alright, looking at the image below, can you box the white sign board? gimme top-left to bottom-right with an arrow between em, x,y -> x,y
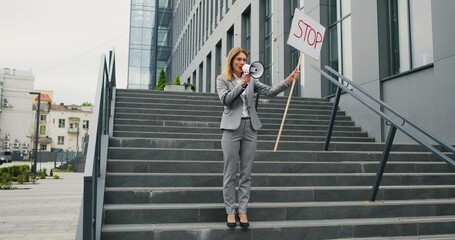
287,8 -> 326,60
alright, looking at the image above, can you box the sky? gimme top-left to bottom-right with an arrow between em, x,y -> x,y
0,0 -> 130,105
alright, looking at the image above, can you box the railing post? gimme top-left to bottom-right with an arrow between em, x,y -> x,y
370,125 -> 397,201
82,176 -> 93,239
324,86 -> 342,150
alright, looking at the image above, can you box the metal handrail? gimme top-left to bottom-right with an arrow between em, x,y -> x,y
312,65 -> 455,201
325,66 -> 455,156
79,50 -> 116,240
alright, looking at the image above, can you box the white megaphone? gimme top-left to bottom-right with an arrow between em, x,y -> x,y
241,61 -> 264,78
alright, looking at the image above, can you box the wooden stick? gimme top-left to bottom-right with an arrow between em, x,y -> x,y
274,53 -> 303,152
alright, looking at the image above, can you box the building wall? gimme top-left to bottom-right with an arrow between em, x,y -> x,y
322,0 -> 455,144
165,0 -> 455,145
338,0 -> 383,142
303,0 -> 325,98
171,0 -> 306,95
0,68 -> 35,156
380,0 -> 455,144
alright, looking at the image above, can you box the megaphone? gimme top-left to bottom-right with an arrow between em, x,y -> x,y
241,61 -> 264,78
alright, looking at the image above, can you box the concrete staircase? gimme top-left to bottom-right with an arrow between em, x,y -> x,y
72,155 -> 86,173
101,89 -> 455,240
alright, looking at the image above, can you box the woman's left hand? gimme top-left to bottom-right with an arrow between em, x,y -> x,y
285,67 -> 300,85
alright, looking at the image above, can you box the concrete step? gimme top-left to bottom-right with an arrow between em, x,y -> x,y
105,172 -> 455,188
102,199 -> 455,224
333,233 -> 455,240
107,148 -> 451,162
101,215 -> 455,240
104,185 -> 455,204
115,89 -> 330,104
114,107 -> 352,120
112,125 -> 368,137
113,113 -> 357,126
108,138 -> 442,152
113,118 -> 358,131
112,131 -> 375,142
115,101 -> 339,112
106,160 -> 454,174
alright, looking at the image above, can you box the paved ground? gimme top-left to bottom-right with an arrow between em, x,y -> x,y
0,162 -> 82,240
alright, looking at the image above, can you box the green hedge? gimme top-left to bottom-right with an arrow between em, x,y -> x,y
0,165 -> 30,183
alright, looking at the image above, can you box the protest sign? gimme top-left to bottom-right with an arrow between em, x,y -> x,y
287,8 -> 326,60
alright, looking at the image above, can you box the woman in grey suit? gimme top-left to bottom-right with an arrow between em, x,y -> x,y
216,47 -> 299,228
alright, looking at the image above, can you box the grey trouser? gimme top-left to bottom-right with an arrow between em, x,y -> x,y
221,118 -> 257,215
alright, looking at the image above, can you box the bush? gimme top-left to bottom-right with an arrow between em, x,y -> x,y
29,173 -> 37,184
0,165 -> 30,180
0,179 -> 12,190
184,83 -> 196,91
0,165 -> 31,183
155,69 -> 168,91
174,75 -> 181,85
17,174 -> 28,184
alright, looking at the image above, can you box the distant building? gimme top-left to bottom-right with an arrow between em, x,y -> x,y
32,93 -> 92,153
46,103 -> 92,154
0,67 -> 35,159
127,0 -> 173,89
0,67 -> 94,161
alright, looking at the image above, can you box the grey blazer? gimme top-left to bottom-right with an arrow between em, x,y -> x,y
216,74 -> 289,131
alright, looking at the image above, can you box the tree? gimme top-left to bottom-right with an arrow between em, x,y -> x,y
81,102 -> 93,107
173,75 -> 181,85
155,69 -> 167,91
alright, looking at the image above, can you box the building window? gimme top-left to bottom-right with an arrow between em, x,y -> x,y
40,115 -> 46,121
386,0 -> 433,76
225,0 -> 229,14
210,0 -> 214,33
196,8 -> 200,50
328,0 -> 352,95
83,120 -> 89,129
206,53 -> 212,92
39,126 -> 46,135
227,26 -> 234,55
214,0 -> 218,27
69,123 -> 79,131
289,0 -> 302,96
58,119 -> 65,128
220,0 -> 224,20
205,0 -> 209,40
198,63 -> 203,92
40,144 -> 47,151
216,41 -> 222,78
58,136 -> 64,145
264,0 -> 273,85
242,7 -> 251,56
157,27 -> 170,47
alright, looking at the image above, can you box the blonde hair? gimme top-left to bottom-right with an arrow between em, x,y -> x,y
221,47 -> 248,81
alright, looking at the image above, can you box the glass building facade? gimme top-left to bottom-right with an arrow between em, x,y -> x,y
128,0 -> 172,90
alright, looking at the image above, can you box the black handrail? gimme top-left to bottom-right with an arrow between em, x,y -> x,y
312,65 -> 455,201
325,66 -> 455,156
80,50 -> 116,240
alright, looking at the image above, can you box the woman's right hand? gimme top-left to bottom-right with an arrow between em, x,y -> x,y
241,73 -> 251,87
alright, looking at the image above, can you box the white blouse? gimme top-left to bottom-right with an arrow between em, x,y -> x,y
233,73 -> 249,118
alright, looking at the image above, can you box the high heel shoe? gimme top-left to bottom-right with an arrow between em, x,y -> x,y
227,214 -> 237,228
238,213 -> 249,228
